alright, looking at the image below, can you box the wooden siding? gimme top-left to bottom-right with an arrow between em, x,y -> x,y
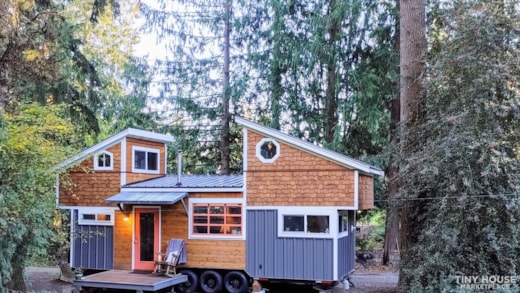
246,130 -> 356,207
59,143 -> 122,207
113,212 -> 134,270
358,175 -> 374,210
59,139 -> 167,207
112,192 -> 245,270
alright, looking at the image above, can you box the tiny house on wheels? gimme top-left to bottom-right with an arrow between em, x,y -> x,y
55,116 -> 383,293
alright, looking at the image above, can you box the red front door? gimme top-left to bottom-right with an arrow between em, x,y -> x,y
134,207 -> 160,271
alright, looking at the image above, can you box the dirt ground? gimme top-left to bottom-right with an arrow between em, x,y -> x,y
25,264 -> 397,293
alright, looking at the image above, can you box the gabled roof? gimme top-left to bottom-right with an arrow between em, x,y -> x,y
234,116 -> 384,177
55,128 -> 173,170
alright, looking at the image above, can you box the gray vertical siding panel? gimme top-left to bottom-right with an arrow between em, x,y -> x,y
348,210 -> 356,273
72,209 -> 114,270
337,210 -> 356,278
247,210 -> 334,281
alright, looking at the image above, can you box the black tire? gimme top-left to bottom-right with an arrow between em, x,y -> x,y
176,270 -> 199,293
223,271 -> 249,293
199,270 -> 223,293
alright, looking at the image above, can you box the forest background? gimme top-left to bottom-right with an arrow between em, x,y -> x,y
0,0 -> 519,292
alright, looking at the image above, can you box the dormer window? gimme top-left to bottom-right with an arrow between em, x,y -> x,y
132,146 -> 160,174
256,138 -> 280,163
94,151 -> 113,170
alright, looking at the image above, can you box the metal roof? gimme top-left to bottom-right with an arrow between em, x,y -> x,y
105,192 -> 188,204
123,174 -> 243,189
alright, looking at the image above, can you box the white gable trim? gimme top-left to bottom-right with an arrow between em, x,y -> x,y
54,128 -> 173,170
234,116 -> 384,177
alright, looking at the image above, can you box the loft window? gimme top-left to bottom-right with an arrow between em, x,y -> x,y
191,203 -> 243,238
94,151 -> 113,170
133,146 -> 160,174
256,138 -> 280,163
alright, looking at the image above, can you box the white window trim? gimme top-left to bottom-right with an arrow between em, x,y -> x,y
255,138 -> 280,163
132,146 -> 160,174
93,150 -> 114,171
188,198 -> 246,240
338,211 -> 349,237
278,207 -> 337,239
77,207 -> 115,226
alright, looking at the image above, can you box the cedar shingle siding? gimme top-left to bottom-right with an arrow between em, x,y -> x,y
246,130 -> 360,207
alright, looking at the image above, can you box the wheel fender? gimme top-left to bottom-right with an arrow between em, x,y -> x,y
199,270 -> 223,293
177,270 -> 199,293
223,271 -> 249,293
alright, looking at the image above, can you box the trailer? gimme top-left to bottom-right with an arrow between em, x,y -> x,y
55,116 -> 383,293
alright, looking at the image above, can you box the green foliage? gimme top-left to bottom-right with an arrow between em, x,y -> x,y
398,1 -> 520,291
0,104 -> 79,288
142,0 -> 396,175
1,0 -> 153,136
357,209 -> 386,252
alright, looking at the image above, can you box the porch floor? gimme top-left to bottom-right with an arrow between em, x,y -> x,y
74,270 -> 187,292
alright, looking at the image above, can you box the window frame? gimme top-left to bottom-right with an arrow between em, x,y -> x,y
94,150 -> 113,171
77,207 -> 115,226
132,146 -> 160,174
338,211 -> 349,237
255,138 -> 280,163
278,207 -> 337,239
189,198 -> 245,240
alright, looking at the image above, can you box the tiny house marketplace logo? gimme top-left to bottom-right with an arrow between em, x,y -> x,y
455,275 -> 518,291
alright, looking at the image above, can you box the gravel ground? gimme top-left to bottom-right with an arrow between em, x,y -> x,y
26,266 -> 75,293
25,266 -> 397,293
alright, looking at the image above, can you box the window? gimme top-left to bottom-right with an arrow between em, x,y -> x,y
339,214 -> 348,233
133,146 -> 160,173
78,208 -> 115,226
278,208 -> 336,238
94,151 -> 113,170
192,203 -> 243,237
256,138 -> 280,163
282,214 -> 329,234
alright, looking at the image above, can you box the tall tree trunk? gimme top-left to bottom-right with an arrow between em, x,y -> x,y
398,0 -> 426,288
220,0 -> 231,174
324,0 -> 340,144
6,246 -> 27,291
269,0 -> 284,130
383,2 -> 401,265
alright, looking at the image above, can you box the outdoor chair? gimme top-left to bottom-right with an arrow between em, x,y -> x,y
153,238 -> 186,277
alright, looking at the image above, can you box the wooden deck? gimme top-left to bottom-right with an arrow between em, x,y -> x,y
74,270 -> 188,292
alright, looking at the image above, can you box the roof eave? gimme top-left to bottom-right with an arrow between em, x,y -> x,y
234,116 -> 384,177
53,128 -> 173,171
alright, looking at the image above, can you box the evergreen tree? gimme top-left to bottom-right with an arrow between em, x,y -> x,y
398,1 -> 520,291
140,0 -> 245,174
